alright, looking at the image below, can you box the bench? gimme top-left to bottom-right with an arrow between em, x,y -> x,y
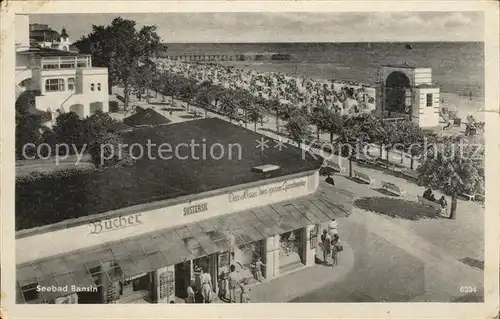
475,193 -> 485,203
353,170 -> 374,185
460,193 -> 475,201
381,181 -> 406,197
400,168 -> 419,182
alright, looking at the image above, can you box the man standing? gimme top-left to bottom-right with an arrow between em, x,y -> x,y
320,229 -> 332,265
228,265 -> 240,303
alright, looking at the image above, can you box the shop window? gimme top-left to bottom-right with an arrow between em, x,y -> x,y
45,78 -> 65,92
97,83 -> 101,91
21,282 -> 39,302
78,261 -> 122,304
67,78 -> 75,91
426,93 -> 433,107
90,83 -> 95,91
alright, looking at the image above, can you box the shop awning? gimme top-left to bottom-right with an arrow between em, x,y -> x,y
16,188 -> 352,302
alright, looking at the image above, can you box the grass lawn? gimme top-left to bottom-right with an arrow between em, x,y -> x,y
354,197 -> 439,221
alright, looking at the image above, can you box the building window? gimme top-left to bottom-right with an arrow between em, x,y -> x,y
42,62 -> 59,69
45,78 -> 65,92
90,83 -> 95,91
426,93 -> 433,107
97,83 -> 101,91
67,78 -> 75,91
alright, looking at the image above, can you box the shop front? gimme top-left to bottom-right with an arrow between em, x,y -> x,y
16,174 -> 354,304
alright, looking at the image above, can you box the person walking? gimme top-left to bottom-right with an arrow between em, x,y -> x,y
228,264 -> 240,303
200,267 -> 213,303
320,229 -> 332,265
239,281 -> 251,303
328,218 -> 338,231
252,256 -> 266,282
331,234 -> 340,267
218,273 -> 228,301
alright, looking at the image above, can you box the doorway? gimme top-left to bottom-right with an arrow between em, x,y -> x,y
174,262 -> 191,299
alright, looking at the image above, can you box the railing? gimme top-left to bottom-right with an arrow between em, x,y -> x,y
40,55 -> 92,70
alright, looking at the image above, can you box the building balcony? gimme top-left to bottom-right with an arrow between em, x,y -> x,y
40,55 -> 92,70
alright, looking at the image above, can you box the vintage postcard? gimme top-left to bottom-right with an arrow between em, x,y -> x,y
1,1 -> 499,318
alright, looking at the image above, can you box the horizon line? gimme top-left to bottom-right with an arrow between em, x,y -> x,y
160,40 -> 484,44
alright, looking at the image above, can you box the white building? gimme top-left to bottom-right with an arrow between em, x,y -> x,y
15,14 -> 109,122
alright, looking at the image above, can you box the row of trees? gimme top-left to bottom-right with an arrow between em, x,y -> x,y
284,108 -> 484,219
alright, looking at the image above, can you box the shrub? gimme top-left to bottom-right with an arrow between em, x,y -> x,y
354,197 -> 438,221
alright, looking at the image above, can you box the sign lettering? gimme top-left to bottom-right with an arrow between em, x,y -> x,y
183,203 -> 208,216
228,179 -> 307,203
89,213 -> 142,235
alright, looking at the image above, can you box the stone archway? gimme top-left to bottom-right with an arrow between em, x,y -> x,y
384,71 -> 412,117
69,104 -> 84,118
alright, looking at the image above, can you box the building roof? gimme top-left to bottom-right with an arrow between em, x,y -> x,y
15,118 -> 323,230
106,121 -> 133,133
123,108 -> 172,127
17,47 -> 79,57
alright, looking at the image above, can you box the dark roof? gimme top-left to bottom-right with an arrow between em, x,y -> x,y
123,108 -> 172,127
18,47 -> 79,57
15,118 -> 323,230
107,121 -> 133,133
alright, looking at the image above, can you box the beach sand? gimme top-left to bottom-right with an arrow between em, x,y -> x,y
440,92 -> 485,123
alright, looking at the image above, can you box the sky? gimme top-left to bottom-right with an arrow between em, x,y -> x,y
30,12 -> 484,43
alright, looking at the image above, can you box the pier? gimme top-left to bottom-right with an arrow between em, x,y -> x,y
161,53 -> 292,62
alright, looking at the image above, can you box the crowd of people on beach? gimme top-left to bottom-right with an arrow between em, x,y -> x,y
157,59 -> 377,116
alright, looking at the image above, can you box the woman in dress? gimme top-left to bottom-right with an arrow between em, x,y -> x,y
200,267 -> 213,303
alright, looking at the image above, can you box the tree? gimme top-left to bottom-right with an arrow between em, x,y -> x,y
246,99 -> 265,131
417,137 -> 484,219
336,114 -> 374,177
84,110 -> 117,144
74,18 -> 162,112
285,111 -> 311,146
88,131 -> 134,168
195,81 -> 215,118
269,98 -> 282,132
16,90 -> 41,116
15,115 -> 42,159
52,111 -> 86,154
220,90 -> 239,123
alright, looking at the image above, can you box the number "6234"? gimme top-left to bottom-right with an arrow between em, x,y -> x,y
460,286 -> 477,293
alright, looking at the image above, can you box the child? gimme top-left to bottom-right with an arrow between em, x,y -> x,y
186,280 -> 195,303
252,256 -> 266,282
240,281 -> 251,303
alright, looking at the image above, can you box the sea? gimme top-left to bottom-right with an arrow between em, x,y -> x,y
165,42 -> 484,99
